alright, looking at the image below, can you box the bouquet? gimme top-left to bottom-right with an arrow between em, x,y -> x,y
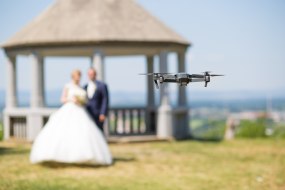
74,89 -> 87,105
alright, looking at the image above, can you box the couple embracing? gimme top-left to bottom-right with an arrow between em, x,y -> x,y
30,68 -> 112,165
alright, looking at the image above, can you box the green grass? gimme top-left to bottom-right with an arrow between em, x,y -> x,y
273,125 -> 285,139
190,119 -> 226,140
236,119 -> 267,138
0,139 -> 285,190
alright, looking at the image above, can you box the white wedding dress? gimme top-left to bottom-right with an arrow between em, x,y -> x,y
30,82 -> 112,165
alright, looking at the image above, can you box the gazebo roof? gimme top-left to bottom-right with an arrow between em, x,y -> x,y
2,0 -> 190,49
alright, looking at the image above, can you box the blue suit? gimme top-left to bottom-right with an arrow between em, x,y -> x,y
84,81 -> 109,132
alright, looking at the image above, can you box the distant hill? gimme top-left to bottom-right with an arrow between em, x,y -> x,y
187,88 -> 285,101
0,88 -> 285,113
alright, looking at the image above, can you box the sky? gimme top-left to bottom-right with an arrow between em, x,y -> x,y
0,0 -> 285,96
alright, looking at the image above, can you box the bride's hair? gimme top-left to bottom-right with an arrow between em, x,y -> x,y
71,69 -> 81,79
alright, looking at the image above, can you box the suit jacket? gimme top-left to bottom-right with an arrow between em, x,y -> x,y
84,80 -> 109,119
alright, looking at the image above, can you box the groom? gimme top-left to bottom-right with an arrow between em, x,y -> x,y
84,68 -> 109,133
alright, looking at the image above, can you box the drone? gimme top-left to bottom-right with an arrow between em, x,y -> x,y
140,71 -> 224,89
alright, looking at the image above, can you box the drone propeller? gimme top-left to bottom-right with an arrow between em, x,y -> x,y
209,74 -> 224,77
139,73 -> 161,89
202,71 -> 224,87
139,73 -> 174,75
202,71 -> 224,77
139,73 -> 155,76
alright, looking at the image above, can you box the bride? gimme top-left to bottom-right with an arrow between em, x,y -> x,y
30,69 -> 112,165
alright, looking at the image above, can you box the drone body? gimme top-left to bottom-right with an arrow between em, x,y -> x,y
141,72 -> 224,89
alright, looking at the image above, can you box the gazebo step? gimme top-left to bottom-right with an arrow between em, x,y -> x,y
107,135 -> 167,143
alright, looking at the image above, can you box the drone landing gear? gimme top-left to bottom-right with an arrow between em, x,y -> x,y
204,73 -> 211,87
204,81 -> 209,87
179,82 -> 188,87
154,80 -> 159,89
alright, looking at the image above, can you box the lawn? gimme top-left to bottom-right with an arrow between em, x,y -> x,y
0,139 -> 285,190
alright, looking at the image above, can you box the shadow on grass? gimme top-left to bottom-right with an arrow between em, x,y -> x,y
41,161 -> 109,169
113,157 -> 136,164
0,147 -> 30,156
184,135 -> 224,143
40,157 -> 136,169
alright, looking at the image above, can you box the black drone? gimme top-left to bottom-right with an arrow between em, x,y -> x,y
140,71 -> 224,89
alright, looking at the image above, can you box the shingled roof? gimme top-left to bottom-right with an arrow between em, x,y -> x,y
3,0 -> 189,49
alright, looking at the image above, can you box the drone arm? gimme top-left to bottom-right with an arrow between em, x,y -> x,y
190,78 -> 205,82
163,79 -> 177,83
163,75 -> 176,83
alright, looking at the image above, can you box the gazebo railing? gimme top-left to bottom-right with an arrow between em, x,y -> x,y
5,107 -> 157,140
107,107 -> 156,136
10,117 -> 27,139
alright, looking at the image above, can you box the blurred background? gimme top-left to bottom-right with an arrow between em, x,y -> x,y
1,1 -> 285,190
1,0 -> 285,140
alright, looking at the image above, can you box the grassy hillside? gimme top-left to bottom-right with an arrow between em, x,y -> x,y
0,139 -> 284,190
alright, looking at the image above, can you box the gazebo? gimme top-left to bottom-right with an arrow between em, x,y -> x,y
2,0 -> 191,142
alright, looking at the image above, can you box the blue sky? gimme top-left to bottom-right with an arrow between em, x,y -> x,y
0,0 -> 285,95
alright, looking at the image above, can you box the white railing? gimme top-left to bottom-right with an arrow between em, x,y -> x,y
5,107 -> 157,140
107,107 -> 156,136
